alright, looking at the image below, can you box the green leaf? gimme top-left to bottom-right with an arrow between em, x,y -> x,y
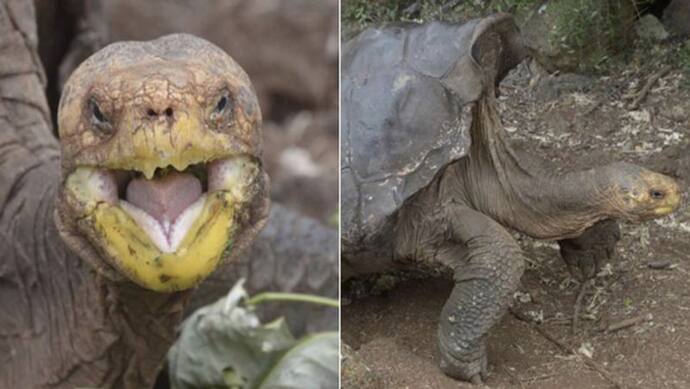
257,332 -> 339,389
168,281 -> 296,389
167,280 -> 339,389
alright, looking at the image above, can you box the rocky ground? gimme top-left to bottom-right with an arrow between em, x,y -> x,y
342,4 -> 690,388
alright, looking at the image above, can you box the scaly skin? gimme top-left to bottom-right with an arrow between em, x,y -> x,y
392,92 -> 681,384
54,33 -> 270,291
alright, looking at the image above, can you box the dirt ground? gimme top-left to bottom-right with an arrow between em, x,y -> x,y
342,43 -> 690,388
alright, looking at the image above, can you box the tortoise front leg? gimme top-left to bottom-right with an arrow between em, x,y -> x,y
438,205 -> 525,383
558,219 -> 620,280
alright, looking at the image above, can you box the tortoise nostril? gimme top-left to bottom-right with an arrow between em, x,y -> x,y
145,108 -> 173,117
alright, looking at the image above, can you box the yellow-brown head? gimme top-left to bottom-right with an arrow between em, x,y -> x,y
603,162 -> 681,222
55,34 -> 269,292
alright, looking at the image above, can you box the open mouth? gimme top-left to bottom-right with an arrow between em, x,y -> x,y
63,154 -> 258,291
115,162 -> 218,253
67,155 -> 256,253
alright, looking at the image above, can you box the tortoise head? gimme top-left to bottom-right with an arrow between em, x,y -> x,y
55,34 -> 269,292
602,162 -> 681,222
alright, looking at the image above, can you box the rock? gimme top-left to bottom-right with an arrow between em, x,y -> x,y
663,0 -> 690,37
635,14 -> 670,41
520,0 -> 636,73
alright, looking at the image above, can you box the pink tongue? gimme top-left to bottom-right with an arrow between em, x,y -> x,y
126,172 -> 202,224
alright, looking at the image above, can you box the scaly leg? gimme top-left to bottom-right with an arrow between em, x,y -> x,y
558,220 -> 620,280
437,204 -> 525,383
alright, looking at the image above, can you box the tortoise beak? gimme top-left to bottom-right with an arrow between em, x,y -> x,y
653,185 -> 681,217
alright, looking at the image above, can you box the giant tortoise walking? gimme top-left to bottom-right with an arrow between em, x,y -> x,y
341,14 -> 680,383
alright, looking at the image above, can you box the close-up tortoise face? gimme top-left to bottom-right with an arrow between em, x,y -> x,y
55,34 -> 268,292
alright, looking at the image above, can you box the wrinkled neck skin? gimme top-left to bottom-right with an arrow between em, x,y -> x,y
1,162 -> 188,389
445,95 -> 615,240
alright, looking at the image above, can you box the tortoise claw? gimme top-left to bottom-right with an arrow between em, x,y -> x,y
438,338 -> 488,384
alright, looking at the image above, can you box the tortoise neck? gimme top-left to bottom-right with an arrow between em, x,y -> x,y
458,95 -> 612,239
1,167 -> 188,388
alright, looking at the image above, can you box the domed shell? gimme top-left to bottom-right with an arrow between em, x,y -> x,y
341,14 -> 525,248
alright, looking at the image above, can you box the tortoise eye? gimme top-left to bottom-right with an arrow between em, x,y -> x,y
90,99 -> 107,123
88,99 -> 113,135
215,95 -> 228,113
209,91 -> 234,130
650,190 -> 665,199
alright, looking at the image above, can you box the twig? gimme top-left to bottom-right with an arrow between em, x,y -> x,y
546,317 -> 574,326
522,373 -> 557,383
572,279 -> 593,335
511,309 -> 572,354
646,259 -> 672,270
510,308 -> 628,389
627,65 -> 671,110
604,313 -> 653,333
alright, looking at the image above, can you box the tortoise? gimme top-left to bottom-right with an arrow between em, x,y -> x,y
341,13 -> 681,383
0,2 -> 337,387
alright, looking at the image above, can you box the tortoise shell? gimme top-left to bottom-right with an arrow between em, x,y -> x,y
341,14 -> 525,249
